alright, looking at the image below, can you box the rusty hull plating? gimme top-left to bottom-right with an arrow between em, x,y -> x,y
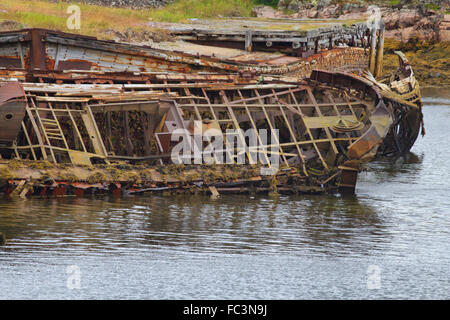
0,27 -> 372,75
0,24 -> 423,198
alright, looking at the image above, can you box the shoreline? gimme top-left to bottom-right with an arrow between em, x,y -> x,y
257,1 -> 450,87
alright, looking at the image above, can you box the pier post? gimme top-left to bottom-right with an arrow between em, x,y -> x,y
375,20 -> 385,78
369,25 -> 377,75
245,30 -> 253,52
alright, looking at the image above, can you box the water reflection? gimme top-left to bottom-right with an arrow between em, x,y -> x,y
0,191 -> 387,258
293,194 -> 387,256
366,151 -> 424,184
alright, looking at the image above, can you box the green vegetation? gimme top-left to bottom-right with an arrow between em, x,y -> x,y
148,0 -> 254,22
0,167 -> 13,180
425,3 -> 440,11
0,0 -> 270,37
254,0 -> 280,7
387,0 -> 401,6
0,0 -> 367,37
0,0 -> 157,37
86,171 -> 107,184
384,38 -> 450,87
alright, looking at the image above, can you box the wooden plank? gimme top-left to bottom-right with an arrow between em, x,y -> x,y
80,102 -> 109,160
220,90 -> 255,165
302,115 -> 358,129
24,100 -> 47,160
253,89 -> 289,167
288,87 -> 328,170
234,90 -> 269,167
271,89 -> 308,175
305,87 -> 339,156
35,96 -> 91,102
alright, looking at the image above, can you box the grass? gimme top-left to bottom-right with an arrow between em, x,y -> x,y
0,0 -> 364,37
0,0 -> 156,37
253,0 -> 279,7
149,0 -> 254,22
0,0 -> 257,37
425,3 -> 440,11
387,0 -> 401,6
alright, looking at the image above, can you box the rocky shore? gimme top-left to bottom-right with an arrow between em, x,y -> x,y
252,1 -> 450,86
254,1 -> 450,43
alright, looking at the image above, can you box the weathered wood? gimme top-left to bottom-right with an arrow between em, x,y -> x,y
369,26 -> 378,75
375,20 -> 385,78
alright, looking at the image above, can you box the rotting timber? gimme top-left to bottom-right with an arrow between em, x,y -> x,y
0,19 -> 424,198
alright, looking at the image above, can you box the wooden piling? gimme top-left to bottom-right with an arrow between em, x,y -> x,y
245,30 -> 253,52
375,20 -> 385,78
369,25 -> 378,75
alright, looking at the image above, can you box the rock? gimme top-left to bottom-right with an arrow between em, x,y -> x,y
386,22 -> 439,43
384,10 -> 400,30
398,9 -> 421,28
413,15 -> 441,42
278,0 -> 288,10
416,16 -> 436,29
319,4 -> 340,18
297,9 -> 309,18
274,10 -> 287,18
384,9 -> 422,30
338,11 -> 367,21
439,14 -> 450,42
252,6 -> 277,19
386,27 -> 413,43
307,9 -> 319,19
270,0 -> 448,44
287,0 -> 300,12
0,20 -> 23,31
342,3 -> 352,13
317,0 -> 331,11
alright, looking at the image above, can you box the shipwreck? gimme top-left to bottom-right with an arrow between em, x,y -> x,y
0,19 -> 423,198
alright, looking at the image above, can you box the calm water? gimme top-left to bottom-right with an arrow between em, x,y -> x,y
0,88 -> 449,300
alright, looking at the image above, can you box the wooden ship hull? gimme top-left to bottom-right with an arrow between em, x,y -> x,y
0,23 -> 423,198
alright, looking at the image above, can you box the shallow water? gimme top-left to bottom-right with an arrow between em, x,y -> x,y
0,88 -> 449,299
